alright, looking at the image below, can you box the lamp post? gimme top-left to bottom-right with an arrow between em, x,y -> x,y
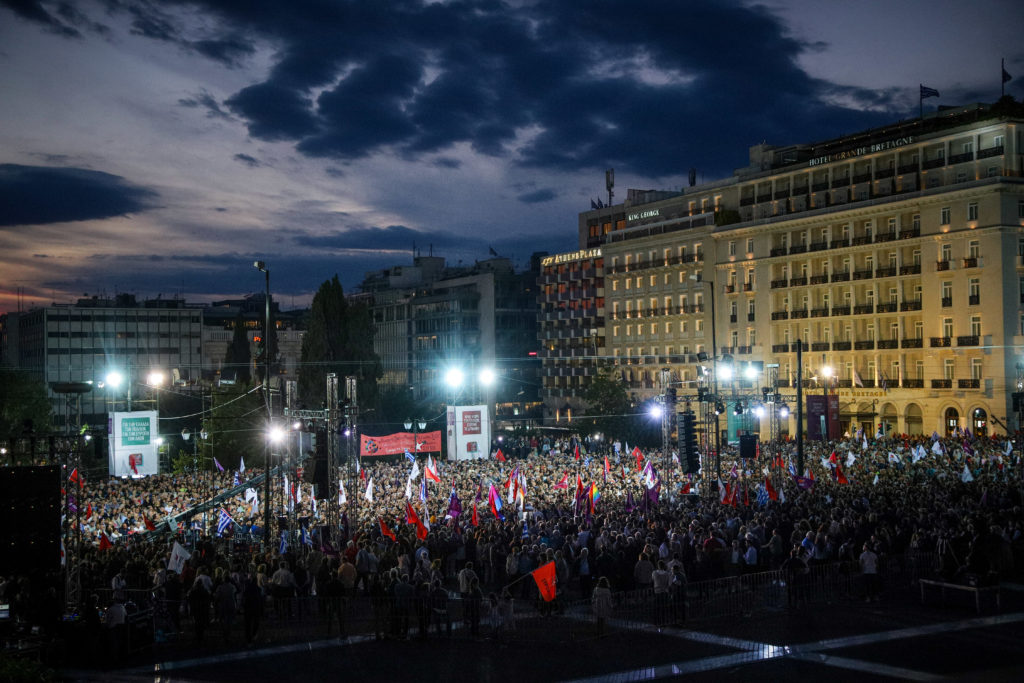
255,261 -> 273,547
104,370 -> 131,411
821,365 -> 833,441
404,417 -> 428,455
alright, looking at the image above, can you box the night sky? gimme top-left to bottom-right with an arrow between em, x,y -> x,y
1,0 -> 1021,314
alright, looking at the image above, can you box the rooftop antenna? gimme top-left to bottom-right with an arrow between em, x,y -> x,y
605,168 -> 615,207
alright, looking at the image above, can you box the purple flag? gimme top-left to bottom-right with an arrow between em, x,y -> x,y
447,490 -> 463,519
214,457 -> 225,472
795,476 -> 815,490
646,482 -> 660,508
625,490 -> 635,513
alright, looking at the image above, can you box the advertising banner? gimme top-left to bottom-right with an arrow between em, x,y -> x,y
108,411 -> 159,477
806,394 -> 841,440
446,405 -> 491,461
359,431 -> 442,457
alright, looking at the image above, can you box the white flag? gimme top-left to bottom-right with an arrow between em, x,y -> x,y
338,478 -> 347,505
410,460 -> 421,481
296,483 -> 303,503
168,541 -> 191,574
245,487 -> 258,503
846,452 -> 857,468
932,440 -> 944,455
1005,440 -> 1014,457
872,472 -> 879,486
405,476 -> 413,500
365,477 -> 374,502
961,464 -> 974,483
239,456 -> 246,474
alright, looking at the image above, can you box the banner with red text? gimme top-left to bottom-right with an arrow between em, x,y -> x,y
360,431 -> 442,457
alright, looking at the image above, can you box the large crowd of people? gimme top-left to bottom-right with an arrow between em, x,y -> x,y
3,427 -> 1024,655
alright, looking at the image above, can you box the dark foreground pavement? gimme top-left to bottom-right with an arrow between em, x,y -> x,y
63,587 -> 1024,682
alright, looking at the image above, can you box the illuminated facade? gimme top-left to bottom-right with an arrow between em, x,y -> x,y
582,99 -> 1024,437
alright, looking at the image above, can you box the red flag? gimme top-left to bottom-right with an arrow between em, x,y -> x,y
764,476 -> 778,501
680,482 -> 691,495
360,468 -> 366,482
743,485 -> 750,507
86,502 -> 93,520
836,465 -> 850,485
633,447 -> 644,471
495,449 -> 506,462
553,472 -> 568,490
604,456 -> 610,480
574,443 -> 580,461
531,560 -> 557,602
379,518 -> 396,542
829,451 -> 838,464
98,532 -> 112,551
144,516 -> 156,531
405,502 -> 429,540
720,482 -> 731,505
471,503 -> 479,527
128,454 -> 139,475
575,473 -> 584,499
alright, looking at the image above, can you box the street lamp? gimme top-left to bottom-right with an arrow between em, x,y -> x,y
255,260 -> 273,548
404,417 -> 428,454
821,365 -> 833,441
147,370 -> 165,418
105,370 -> 132,411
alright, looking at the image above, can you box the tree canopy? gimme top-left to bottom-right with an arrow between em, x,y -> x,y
0,367 -> 53,441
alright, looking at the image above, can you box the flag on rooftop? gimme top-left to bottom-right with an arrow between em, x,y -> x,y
920,84 -> 940,98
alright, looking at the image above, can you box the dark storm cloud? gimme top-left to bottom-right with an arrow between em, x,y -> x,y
233,153 -> 261,168
0,164 -> 158,226
178,89 -> 233,120
1,0 -> 80,37
88,0 -> 904,177
517,188 -> 557,204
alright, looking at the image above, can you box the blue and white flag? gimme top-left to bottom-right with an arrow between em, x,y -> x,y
405,450 -> 415,463
419,477 -> 428,503
217,508 -> 233,535
239,456 -> 246,474
279,530 -> 288,554
300,525 -> 312,547
756,485 -> 769,507
233,471 -> 240,487
920,84 -> 940,99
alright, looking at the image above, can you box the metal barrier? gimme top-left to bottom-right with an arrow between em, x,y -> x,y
91,551 -> 947,656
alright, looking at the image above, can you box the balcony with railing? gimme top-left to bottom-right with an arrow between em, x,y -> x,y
901,338 -> 923,348
977,145 -> 1004,159
811,341 -> 830,351
812,181 -> 829,192
831,306 -> 851,316
899,228 -> 921,240
957,335 -> 980,346
852,172 -> 873,184
770,246 -> 787,257
770,278 -> 788,289
875,168 -> 895,179
831,176 -> 850,188
789,244 -> 808,255
900,300 -> 922,311
877,339 -> 899,349
899,264 -> 922,275
875,232 -> 898,244
772,343 -> 789,353
724,284 -> 736,294
936,260 -> 950,271
930,336 -> 951,347
774,189 -> 790,200
922,157 -> 945,170
853,268 -> 874,280
790,276 -> 808,286
790,341 -> 808,352
962,257 -> 978,268
897,163 -> 919,175
791,309 -> 809,319
831,271 -> 850,282
740,196 -> 756,207
737,345 -> 752,355
958,378 -> 981,389
852,236 -> 873,246
968,294 -> 980,305
809,274 -> 829,285
771,310 -> 789,320
832,341 -> 852,351
902,378 -> 924,388
931,378 -> 953,388
948,151 -> 974,164
747,313 -> 756,322
854,340 -> 875,350
854,304 -> 874,315
875,266 -> 897,278
756,193 -> 772,203
729,314 -> 737,323
811,307 -> 829,318
809,241 -> 829,253
831,238 -> 850,249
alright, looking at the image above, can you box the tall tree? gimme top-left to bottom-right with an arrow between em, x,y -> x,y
298,276 -> 381,409
0,367 -> 53,440
581,370 -> 632,442
224,311 -> 252,386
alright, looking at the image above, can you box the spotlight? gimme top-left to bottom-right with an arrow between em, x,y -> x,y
714,401 -> 725,416
734,401 -> 744,415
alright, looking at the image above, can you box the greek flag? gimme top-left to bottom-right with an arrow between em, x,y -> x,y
920,84 -> 940,98
217,508 -> 232,535
405,450 -> 415,462
756,485 -> 769,507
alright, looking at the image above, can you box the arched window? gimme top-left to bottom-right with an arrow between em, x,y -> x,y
944,407 -> 960,436
972,408 -> 988,437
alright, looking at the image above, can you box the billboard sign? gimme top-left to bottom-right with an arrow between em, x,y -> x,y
108,411 -> 159,477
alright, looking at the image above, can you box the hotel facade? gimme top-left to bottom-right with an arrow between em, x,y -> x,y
567,99 -> 1024,439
